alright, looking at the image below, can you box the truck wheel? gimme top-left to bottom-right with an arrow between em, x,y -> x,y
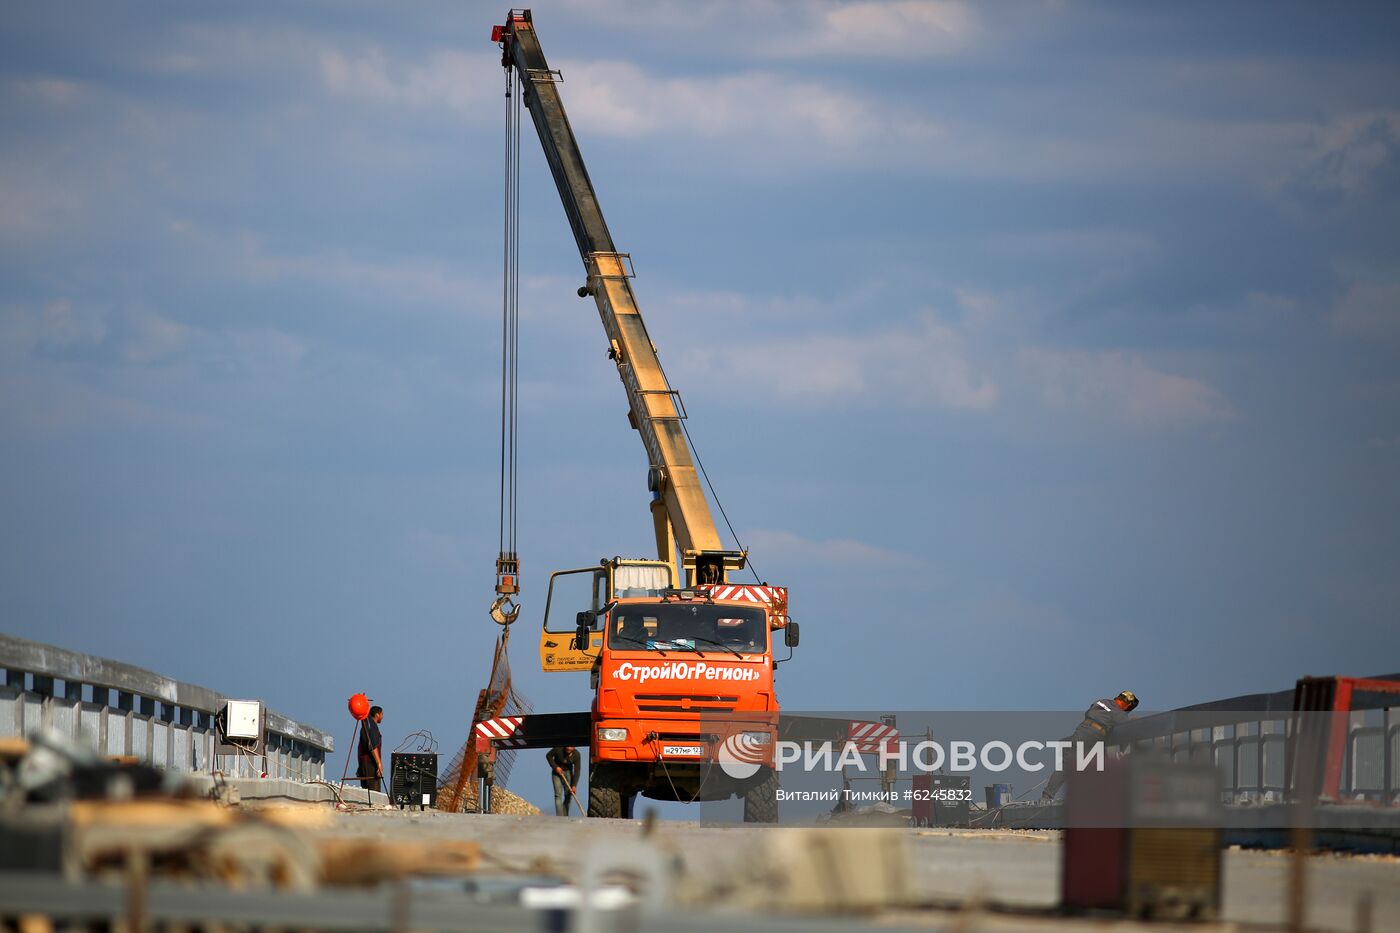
588,763 -> 625,819
743,767 -> 779,823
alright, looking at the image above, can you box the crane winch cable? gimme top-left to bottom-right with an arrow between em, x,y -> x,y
491,63 -> 523,627
678,412 -> 762,585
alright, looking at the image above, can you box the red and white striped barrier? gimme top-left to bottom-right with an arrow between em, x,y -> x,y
704,584 -> 785,605
475,715 -> 528,749
700,584 -> 790,627
847,719 -> 900,755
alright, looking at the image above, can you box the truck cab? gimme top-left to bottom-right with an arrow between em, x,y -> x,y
540,558 -> 795,819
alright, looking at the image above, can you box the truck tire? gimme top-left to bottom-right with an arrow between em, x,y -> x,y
743,767 -> 779,823
588,763 -> 625,819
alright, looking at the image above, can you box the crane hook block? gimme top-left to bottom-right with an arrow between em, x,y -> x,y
490,594 -> 520,626
492,554 -> 520,623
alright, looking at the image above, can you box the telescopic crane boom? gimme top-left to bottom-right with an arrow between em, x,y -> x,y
496,10 -> 741,587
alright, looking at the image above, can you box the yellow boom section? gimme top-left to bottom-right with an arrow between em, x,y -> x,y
502,13 -> 732,582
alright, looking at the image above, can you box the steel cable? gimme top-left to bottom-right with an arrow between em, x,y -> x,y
495,63 -> 523,625
679,417 -> 762,584
498,66 -> 522,563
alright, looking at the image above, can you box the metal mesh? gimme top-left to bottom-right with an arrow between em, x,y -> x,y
437,629 -> 531,812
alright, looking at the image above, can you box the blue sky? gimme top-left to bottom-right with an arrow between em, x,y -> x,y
2,1 -> 1398,808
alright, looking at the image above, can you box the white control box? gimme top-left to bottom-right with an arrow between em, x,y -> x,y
223,700 -> 262,740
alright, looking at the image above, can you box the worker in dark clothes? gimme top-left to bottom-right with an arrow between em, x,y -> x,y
547,745 -> 581,816
358,705 -> 384,792
1042,691 -> 1138,801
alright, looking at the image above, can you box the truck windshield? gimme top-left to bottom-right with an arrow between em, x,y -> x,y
609,603 -> 767,655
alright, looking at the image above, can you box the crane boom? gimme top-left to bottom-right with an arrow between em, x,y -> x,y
498,11 -> 738,584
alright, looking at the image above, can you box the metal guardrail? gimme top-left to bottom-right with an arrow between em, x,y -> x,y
0,633 -> 331,781
1113,674 -> 1400,804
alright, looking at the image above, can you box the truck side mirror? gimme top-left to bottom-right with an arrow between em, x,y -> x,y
573,625 -> 590,651
784,622 -> 800,648
576,611 -> 595,629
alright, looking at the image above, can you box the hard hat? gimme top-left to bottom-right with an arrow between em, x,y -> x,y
1116,690 -> 1139,711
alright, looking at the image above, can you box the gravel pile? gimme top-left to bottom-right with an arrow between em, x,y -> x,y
443,782 -> 542,817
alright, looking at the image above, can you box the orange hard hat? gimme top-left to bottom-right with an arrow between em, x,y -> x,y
348,693 -> 371,721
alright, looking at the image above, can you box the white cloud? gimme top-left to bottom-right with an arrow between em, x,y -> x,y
677,314 -> 997,411
1329,281 -> 1400,341
660,288 -> 814,319
318,47 -> 500,118
0,302 -> 250,432
28,302 -> 188,366
6,298 -> 306,380
1291,110 -> 1400,196
208,328 -> 307,379
775,1 -> 978,59
35,300 -> 106,350
983,227 -> 1158,262
0,162 -> 88,242
315,41 -> 939,159
1017,347 -> 1234,427
745,528 -> 919,569
0,365 -> 215,432
303,31 -> 1370,185
662,284 -> 1239,431
545,66 -> 1338,182
142,24 -> 323,79
653,280 -> 887,326
115,309 -> 189,365
235,234 -> 492,318
4,77 -> 85,105
555,59 -> 938,151
553,0 -> 978,60
1053,115 -> 1316,183
631,279 -> 1247,432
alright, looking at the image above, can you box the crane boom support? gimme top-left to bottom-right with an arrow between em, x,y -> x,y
500,12 -> 727,574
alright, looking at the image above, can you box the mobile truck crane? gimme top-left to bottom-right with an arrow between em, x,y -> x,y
483,10 -> 799,820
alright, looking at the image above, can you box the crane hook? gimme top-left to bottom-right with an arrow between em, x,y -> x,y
490,594 -> 520,626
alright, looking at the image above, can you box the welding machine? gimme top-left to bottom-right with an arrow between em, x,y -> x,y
389,752 -> 439,810
1061,755 -> 1222,920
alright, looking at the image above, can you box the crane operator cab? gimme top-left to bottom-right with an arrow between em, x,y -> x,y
539,558 -> 670,673
538,554 -> 761,672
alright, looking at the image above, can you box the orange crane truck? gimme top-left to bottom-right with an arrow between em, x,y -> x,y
480,9 -> 799,821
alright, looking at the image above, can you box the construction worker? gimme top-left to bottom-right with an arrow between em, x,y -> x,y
547,745 -> 581,816
1041,691 -> 1138,802
358,705 -> 384,793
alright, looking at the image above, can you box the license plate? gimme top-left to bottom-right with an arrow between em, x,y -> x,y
662,744 -> 705,757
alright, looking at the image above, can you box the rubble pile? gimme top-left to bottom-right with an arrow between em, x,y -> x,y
447,780 -> 542,817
